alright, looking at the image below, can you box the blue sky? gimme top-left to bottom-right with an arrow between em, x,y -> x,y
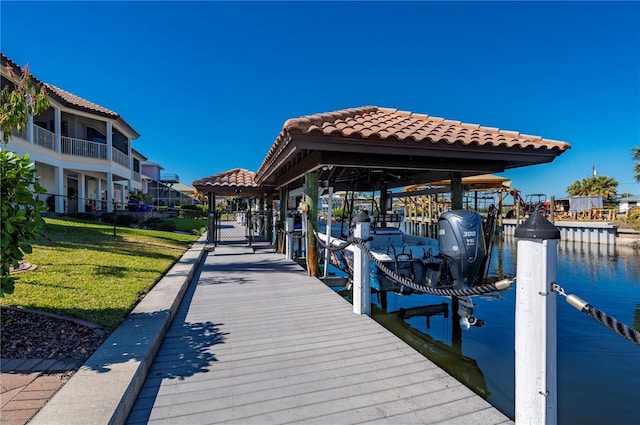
2,1 -> 639,197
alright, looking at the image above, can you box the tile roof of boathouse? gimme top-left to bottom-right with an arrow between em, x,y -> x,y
193,168 -> 262,196
254,105 -> 571,190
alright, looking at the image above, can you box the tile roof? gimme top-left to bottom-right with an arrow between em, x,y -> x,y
1,52 -> 139,138
45,84 -> 119,118
258,106 -> 571,179
193,168 -> 258,190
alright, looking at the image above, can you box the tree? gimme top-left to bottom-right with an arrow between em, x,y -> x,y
129,189 -> 153,204
0,63 -> 50,296
566,175 -> 618,200
632,146 -> 640,183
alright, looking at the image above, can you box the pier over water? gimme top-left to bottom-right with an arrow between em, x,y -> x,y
127,236 -> 512,424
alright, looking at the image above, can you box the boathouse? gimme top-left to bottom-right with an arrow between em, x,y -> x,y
194,106 -> 571,273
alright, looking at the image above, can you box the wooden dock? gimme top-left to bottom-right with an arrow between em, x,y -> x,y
126,241 -> 512,425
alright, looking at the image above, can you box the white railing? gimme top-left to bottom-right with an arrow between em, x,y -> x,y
132,171 -> 141,182
61,136 -> 107,159
34,126 -> 55,151
112,147 -> 129,168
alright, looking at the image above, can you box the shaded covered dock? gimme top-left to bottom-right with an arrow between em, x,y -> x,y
194,105 -> 570,275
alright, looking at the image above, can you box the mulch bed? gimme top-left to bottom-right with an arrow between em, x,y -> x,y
0,307 -> 107,361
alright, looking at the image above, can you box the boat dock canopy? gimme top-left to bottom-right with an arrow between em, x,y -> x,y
193,168 -> 263,197
254,106 -> 571,192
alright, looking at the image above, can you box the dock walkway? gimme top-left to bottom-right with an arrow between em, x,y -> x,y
126,241 -> 511,424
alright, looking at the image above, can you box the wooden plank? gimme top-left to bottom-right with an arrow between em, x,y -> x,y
127,233 -> 512,425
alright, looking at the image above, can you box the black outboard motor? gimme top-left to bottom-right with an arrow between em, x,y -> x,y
438,210 -> 487,289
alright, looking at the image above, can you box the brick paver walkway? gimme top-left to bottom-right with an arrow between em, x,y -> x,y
1,358 -> 80,425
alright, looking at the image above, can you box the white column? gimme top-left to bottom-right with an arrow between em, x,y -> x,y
128,138 -> 133,173
78,173 -> 86,213
106,121 -> 113,161
353,213 -> 371,316
97,178 -> 103,211
54,166 -> 64,213
106,172 -> 114,212
54,108 -> 61,153
515,215 -> 559,425
285,215 -> 294,260
119,183 -> 126,209
27,113 -> 34,143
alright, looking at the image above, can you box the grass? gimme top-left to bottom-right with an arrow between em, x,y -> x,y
0,217 -> 198,331
167,217 -> 208,234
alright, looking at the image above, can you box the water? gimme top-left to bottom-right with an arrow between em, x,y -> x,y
320,224 -> 640,424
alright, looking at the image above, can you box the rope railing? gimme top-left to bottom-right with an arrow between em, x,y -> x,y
348,236 -> 514,297
552,283 -> 640,346
278,228 -> 307,239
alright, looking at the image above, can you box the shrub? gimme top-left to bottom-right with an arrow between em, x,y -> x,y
0,151 -> 47,295
142,218 -> 177,232
626,207 -> 640,229
115,214 -> 139,227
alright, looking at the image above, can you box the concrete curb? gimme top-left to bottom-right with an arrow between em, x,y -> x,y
29,234 -> 208,425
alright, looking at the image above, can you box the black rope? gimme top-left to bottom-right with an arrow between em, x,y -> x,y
585,305 -> 640,345
351,237 -> 509,297
553,283 -> 640,346
284,230 -> 306,239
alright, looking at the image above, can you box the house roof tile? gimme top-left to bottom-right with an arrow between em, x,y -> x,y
1,52 -> 139,138
45,84 -> 119,118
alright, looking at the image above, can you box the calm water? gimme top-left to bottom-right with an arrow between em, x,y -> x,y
322,225 -> 640,424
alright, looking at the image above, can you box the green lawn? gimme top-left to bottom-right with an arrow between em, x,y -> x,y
167,217 -> 208,234
1,217 -> 198,330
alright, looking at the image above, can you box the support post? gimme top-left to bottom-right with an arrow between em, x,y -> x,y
54,166 -> 64,213
285,214 -> 294,260
278,187 -> 287,253
380,184 -> 388,227
323,185 -> 333,279
450,172 -> 463,210
352,211 -> 371,315
515,213 -> 560,425
78,173 -> 86,213
304,172 -> 319,277
266,193 -> 273,244
54,107 -> 61,153
208,192 -> 215,244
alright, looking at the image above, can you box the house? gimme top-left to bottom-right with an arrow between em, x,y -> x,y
141,161 -> 198,207
1,53 -> 193,212
619,195 -> 640,213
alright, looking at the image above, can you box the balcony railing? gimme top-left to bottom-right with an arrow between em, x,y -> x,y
160,173 -> 180,183
34,126 -> 55,151
112,147 -> 129,168
132,171 -> 141,182
61,136 -> 107,159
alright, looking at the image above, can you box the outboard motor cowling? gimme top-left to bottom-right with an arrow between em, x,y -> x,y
438,210 -> 487,290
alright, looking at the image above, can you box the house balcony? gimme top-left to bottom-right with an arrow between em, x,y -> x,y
34,126 -> 55,150
160,173 -> 180,184
61,136 -> 107,159
11,126 -> 134,177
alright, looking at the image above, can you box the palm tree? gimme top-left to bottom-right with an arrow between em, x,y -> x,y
632,146 -> 640,183
189,187 -> 208,203
566,175 -> 618,200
